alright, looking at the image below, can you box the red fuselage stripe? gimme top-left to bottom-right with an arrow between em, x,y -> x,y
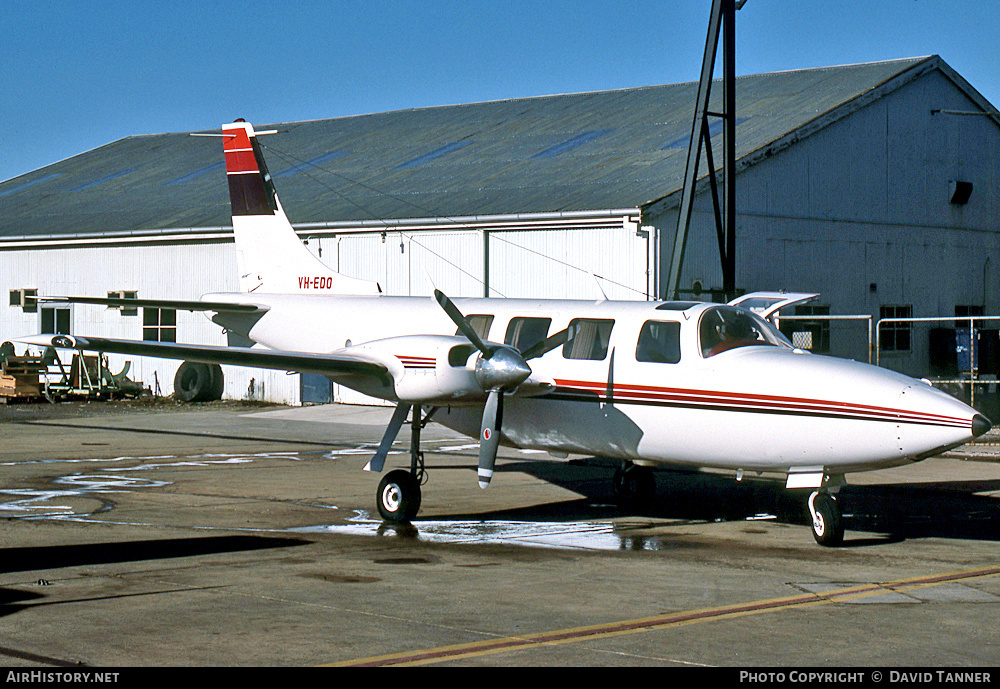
552,378 -> 970,429
398,355 -> 436,369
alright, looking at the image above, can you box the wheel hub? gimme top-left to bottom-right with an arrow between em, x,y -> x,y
382,483 -> 402,512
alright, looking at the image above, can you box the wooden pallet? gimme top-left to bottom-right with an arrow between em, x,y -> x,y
0,355 -> 45,401
0,374 -> 41,400
2,355 -> 46,376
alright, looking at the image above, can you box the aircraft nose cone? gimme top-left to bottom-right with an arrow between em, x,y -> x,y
972,414 -> 992,438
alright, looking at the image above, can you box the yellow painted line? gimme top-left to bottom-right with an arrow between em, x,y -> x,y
325,563 -> 1000,667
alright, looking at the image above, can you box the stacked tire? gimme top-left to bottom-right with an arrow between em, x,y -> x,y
173,362 -> 224,402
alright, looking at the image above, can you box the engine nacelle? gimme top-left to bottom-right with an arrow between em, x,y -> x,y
348,334 -> 486,404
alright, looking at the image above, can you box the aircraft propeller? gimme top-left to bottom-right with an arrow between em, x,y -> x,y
433,289 -> 567,488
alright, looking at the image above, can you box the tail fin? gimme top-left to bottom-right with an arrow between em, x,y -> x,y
222,121 -> 381,295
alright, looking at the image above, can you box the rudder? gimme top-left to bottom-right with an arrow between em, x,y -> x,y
221,120 -> 381,296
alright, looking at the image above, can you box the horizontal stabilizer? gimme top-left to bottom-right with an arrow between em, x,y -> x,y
37,295 -> 268,314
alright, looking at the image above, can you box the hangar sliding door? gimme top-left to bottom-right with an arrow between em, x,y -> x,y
487,226 -> 649,301
333,230 -> 484,297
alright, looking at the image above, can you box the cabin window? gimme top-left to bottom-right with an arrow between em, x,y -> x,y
143,307 -> 177,342
636,321 -> 681,364
699,306 -> 786,357
459,314 -> 494,340
563,318 -> 614,360
505,317 -> 551,354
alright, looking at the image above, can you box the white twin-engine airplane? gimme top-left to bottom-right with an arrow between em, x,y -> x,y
32,121 -> 992,546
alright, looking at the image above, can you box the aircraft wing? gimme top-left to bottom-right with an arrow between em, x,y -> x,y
36,295 -> 268,314
21,334 -> 388,383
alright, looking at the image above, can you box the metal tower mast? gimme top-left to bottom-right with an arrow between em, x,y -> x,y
665,0 -> 746,301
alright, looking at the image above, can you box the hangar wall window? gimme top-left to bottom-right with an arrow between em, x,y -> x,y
636,321 -> 681,364
879,305 -> 912,352
9,288 -> 38,313
955,304 -> 984,329
505,317 -> 551,354
40,306 -> 70,335
143,307 -> 176,342
109,290 -> 138,316
563,318 -> 614,360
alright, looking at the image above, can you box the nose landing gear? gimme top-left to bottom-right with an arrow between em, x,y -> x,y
808,491 -> 844,547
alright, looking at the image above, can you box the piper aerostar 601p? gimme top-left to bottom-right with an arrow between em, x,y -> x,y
28,120 -> 991,547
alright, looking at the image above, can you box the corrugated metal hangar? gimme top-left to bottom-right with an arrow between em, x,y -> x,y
2,56 -> 998,405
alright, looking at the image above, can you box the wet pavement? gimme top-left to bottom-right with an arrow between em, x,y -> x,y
1,400 -> 1000,667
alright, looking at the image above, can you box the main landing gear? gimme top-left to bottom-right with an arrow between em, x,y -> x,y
372,403 -> 436,523
612,461 -> 656,512
377,470 -> 422,522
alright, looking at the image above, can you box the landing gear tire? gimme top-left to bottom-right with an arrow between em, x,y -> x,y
377,469 -> 422,523
613,463 -> 656,512
809,492 -> 844,547
174,362 -> 224,402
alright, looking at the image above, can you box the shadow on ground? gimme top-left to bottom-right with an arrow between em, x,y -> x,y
433,457 -> 1000,546
0,535 -> 307,574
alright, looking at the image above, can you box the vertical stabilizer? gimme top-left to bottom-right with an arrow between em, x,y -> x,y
222,121 -> 381,295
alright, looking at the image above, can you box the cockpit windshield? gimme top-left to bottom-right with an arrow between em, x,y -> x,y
699,305 -> 792,357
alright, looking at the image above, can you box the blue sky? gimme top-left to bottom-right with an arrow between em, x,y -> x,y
1,0 -> 997,182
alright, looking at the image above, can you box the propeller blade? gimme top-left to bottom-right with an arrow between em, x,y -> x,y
519,327 -> 570,361
434,289 -> 492,356
478,389 -> 503,488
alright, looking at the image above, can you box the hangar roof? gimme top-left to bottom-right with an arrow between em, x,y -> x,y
1,55 -> 993,242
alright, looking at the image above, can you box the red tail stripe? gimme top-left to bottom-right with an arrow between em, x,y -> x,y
222,128 -> 252,151
224,149 -> 259,174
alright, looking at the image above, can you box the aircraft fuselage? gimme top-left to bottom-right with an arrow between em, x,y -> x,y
206,291 -> 984,478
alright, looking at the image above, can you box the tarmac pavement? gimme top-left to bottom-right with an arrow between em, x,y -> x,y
1,400 -> 999,668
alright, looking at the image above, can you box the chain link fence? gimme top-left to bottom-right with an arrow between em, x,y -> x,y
875,316 -> 1000,419
775,313 -> 1000,418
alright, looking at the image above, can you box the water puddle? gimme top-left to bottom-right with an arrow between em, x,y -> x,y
294,510 -> 682,551
1,445 -> 729,551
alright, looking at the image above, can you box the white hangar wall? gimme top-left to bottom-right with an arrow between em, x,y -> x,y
1,211 -> 651,406
647,67 -> 1000,377
1,240 -> 299,404
308,214 -> 650,301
